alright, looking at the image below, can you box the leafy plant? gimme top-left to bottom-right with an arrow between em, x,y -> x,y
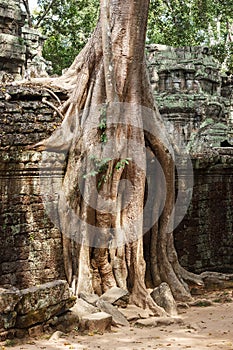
115,158 -> 131,171
100,133 -> 107,144
98,117 -> 107,130
83,156 -> 112,179
98,104 -> 108,144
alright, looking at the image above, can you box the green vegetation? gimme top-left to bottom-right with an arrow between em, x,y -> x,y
115,158 -> 131,171
4,339 -> 16,347
98,105 -> 107,144
148,0 -> 233,73
83,156 -> 112,180
34,0 -> 99,75
31,0 -> 233,74
83,155 -> 131,190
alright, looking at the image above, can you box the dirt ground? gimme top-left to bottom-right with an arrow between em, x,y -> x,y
1,290 -> 233,350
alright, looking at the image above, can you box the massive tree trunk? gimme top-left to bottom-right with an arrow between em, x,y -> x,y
30,0 -> 203,313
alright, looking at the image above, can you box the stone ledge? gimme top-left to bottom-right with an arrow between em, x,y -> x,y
0,287 -> 21,314
16,280 -> 72,315
0,280 -> 76,333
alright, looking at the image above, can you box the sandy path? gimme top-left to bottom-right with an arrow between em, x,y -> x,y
1,296 -> 233,350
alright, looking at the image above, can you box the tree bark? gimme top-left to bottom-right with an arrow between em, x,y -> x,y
28,0 -> 203,313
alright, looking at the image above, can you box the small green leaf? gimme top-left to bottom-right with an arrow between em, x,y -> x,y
100,133 -> 107,143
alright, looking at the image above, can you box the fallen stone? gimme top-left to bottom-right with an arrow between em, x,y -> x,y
0,311 -> 17,330
0,287 -> 21,313
188,299 -> 214,307
156,316 -> 183,326
48,309 -> 79,333
135,317 -> 158,327
150,282 -> 177,316
119,305 -> 151,321
15,298 -> 75,328
96,299 -> 129,327
0,329 -> 16,342
28,324 -> 43,337
15,328 -> 28,339
100,287 -> 129,305
70,298 -> 99,319
16,280 -> 72,315
80,312 -> 112,332
113,298 -> 128,307
79,292 -> 99,306
49,330 -> 64,341
135,316 -> 183,328
201,272 -> 233,291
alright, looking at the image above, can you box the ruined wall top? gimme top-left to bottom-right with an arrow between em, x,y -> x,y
0,0 -> 25,30
0,0 -> 26,80
0,0 -> 50,81
147,44 -> 221,95
147,44 -> 233,151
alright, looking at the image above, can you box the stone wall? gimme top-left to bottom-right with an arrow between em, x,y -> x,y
22,27 -> 51,79
147,45 -> 233,273
0,85 -> 66,288
175,150 -> 233,273
147,45 -> 232,149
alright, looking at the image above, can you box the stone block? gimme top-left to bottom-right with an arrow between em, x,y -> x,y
15,298 -> 75,328
96,300 -> 129,327
16,280 -> 72,315
0,287 -> 21,313
119,305 -> 152,321
81,312 -> 112,332
0,0 -> 24,21
14,328 -> 28,338
0,311 -> 17,330
99,286 -> 129,305
135,317 -> 158,327
28,324 -> 44,337
49,330 -> 64,341
48,309 -> 79,332
79,292 -> 99,306
150,282 -> 177,316
0,329 -> 16,341
70,298 -> 99,319
135,316 -> 183,328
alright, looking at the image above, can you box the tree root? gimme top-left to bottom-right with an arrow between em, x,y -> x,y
44,87 -> 62,105
179,266 -> 204,286
130,288 -> 167,317
42,97 -> 64,119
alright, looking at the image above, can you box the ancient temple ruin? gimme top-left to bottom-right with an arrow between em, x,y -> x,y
147,45 -> 233,148
0,44 -> 233,338
147,45 -> 233,273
